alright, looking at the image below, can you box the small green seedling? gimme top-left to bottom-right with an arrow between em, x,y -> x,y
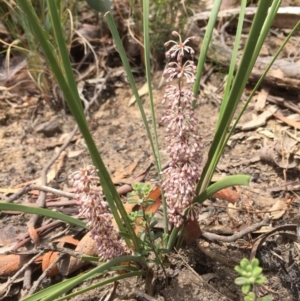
234,258 -> 272,301
127,184 -> 168,271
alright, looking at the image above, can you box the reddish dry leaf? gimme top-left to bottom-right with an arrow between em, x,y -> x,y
38,236 -> 80,276
28,226 -> 40,246
58,232 -> 98,276
134,187 -> 162,235
144,187 -> 162,214
213,188 -> 240,204
53,236 -> 79,246
0,254 -> 29,276
42,251 -> 60,276
184,218 -> 202,244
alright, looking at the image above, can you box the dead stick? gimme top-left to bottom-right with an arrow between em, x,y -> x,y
200,217 -> 269,242
4,184 -> 75,203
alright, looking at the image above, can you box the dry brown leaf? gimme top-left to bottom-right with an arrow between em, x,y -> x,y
53,236 -> 79,246
134,187 -> 162,235
67,149 -> 85,158
213,188 -> 239,204
184,218 -> 202,244
34,118 -> 62,137
38,236 -> 80,276
112,160 -> 139,184
227,203 -> 240,222
241,106 -> 277,130
220,0 -> 239,10
260,141 -> 300,169
255,88 -> 269,111
128,82 -> 148,106
75,24 -> 100,41
28,226 -> 40,246
269,199 -> 287,220
0,254 -> 28,276
0,187 -> 19,195
46,133 -> 81,149
269,68 -> 285,79
58,232 -> 98,276
42,251 -> 60,277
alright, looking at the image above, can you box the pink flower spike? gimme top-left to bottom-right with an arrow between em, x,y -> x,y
161,32 -> 202,227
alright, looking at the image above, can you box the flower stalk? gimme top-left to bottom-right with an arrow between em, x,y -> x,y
69,166 -> 130,260
161,31 -> 202,227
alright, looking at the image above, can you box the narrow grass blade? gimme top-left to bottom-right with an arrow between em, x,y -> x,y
194,175 -> 251,204
0,203 -> 87,229
40,255 -> 147,301
53,271 -> 145,301
218,0 -> 247,126
142,0 -> 161,172
104,12 -> 159,174
21,263 -> 144,301
142,0 -> 168,233
17,0 -> 139,251
193,0 -> 222,100
196,0 -> 276,195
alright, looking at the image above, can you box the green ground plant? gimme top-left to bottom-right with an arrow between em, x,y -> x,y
235,258 -> 272,301
0,0 -> 299,300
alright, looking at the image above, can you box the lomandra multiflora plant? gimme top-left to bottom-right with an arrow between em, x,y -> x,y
161,31 -> 202,227
68,32 -> 201,259
69,165 -> 130,260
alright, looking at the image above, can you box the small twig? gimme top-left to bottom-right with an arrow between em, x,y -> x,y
133,288 -> 158,301
27,253 -> 64,296
4,184 -> 75,203
23,267 -> 33,290
219,20 -> 231,49
200,217 -> 269,242
9,220 -> 64,252
1,251 -> 43,299
39,245 -> 85,260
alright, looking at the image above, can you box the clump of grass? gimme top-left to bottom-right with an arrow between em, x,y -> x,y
0,0 -> 77,101
114,0 -> 194,67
